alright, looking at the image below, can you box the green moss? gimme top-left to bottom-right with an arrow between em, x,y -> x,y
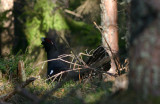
66,17 -> 101,48
24,0 -> 54,47
23,0 -> 70,49
53,11 -> 69,31
25,17 -> 42,46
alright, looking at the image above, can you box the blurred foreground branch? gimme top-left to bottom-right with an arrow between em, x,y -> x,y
0,77 -> 36,101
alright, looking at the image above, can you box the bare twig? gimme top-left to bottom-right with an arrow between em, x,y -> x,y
56,31 -> 86,66
64,9 -> 83,18
93,22 -> 121,75
46,58 -> 114,82
43,46 -> 116,82
35,54 -> 75,67
59,58 -> 82,66
45,67 -> 83,81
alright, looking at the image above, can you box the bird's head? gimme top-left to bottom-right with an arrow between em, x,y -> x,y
41,37 -> 57,52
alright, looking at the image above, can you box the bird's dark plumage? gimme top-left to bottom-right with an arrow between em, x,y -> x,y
41,38 -> 67,78
41,37 -> 111,80
86,46 -> 111,71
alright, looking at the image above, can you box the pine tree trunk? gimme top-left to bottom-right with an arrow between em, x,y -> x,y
0,0 -> 14,56
129,0 -> 160,97
101,0 -> 119,74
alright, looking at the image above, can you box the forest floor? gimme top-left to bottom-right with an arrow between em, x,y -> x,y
0,54 -> 158,104
0,73 -> 129,104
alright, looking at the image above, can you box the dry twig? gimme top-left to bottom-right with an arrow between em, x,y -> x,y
64,9 -> 83,18
93,22 -> 121,75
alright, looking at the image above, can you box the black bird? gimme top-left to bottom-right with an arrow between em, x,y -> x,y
41,38 -> 67,78
41,37 -> 110,80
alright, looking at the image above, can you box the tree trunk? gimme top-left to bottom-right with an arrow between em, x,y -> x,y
129,0 -> 160,97
101,0 -> 119,74
0,0 -> 14,56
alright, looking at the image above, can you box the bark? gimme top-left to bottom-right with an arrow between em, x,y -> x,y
13,0 -> 28,53
18,60 -> 26,82
100,0 -> 119,74
129,0 -> 160,97
0,0 -> 14,56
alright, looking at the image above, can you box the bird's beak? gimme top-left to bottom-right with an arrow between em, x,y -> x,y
41,37 -> 45,42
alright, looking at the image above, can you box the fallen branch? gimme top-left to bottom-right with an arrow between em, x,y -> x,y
0,101 -> 12,104
64,9 -> 83,18
16,86 -> 39,102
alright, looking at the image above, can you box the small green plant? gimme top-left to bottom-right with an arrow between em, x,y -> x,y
0,50 -> 34,79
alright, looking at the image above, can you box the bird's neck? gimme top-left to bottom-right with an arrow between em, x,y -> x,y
47,48 -> 59,60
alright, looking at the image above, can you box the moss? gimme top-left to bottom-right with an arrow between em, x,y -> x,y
25,17 -> 43,46
53,10 -> 69,31
66,17 -> 101,48
24,0 -> 54,47
23,0 -> 70,50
